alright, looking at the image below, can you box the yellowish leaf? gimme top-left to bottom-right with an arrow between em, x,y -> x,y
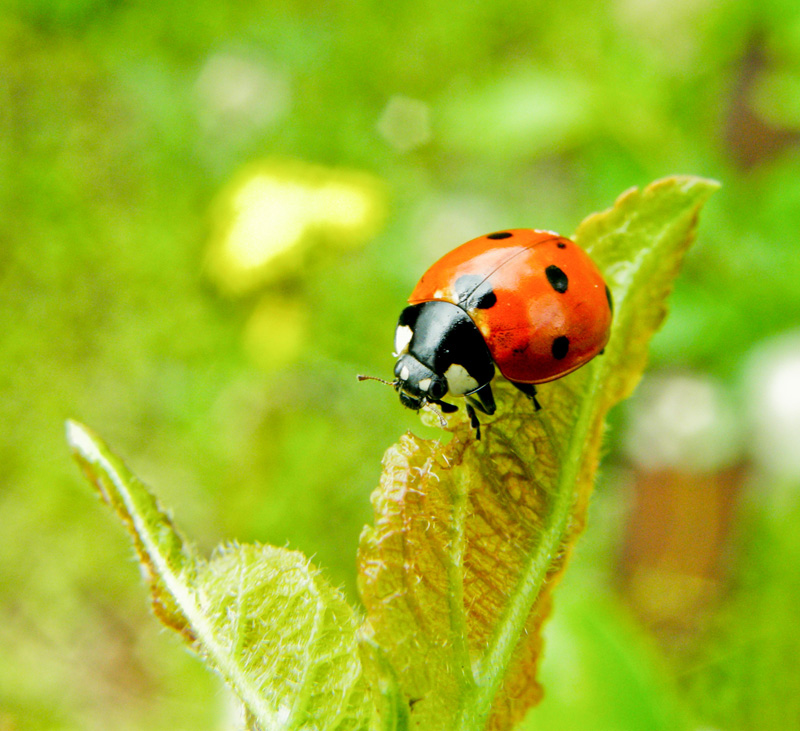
357,176 -> 720,731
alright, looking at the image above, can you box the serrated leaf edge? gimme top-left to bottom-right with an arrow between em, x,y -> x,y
452,177 -> 719,730
66,420 -> 290,731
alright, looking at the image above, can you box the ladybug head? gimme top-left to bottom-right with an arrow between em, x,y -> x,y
392,301 -> 495,414
393,353 -> 448,411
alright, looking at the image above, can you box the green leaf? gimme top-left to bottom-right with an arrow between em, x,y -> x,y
356,176 -> 719,731
66,420 -> 374,731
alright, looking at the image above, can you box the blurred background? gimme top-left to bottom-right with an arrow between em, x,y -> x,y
2,1 -> 800,729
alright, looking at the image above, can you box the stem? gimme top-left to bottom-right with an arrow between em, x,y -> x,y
454,362 -> 604,730
66,421 -> 286,731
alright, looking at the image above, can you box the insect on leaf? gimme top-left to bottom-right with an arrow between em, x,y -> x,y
357,176 -> 719,731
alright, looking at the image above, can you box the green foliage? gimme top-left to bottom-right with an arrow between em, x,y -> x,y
358,178 -> 717,731
68,178 -> 715,730
4,2 -> 800,729
528,575 -> 691,731
685,490 -> 800,730
67,421 -> 373,731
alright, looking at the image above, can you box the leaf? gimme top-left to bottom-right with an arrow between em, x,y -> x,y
356,176 -> 719,731
66,420 -> 374,731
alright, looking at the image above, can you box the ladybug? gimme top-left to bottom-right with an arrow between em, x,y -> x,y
393,229 -> 613,438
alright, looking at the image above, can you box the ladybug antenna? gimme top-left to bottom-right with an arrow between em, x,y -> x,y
421,401 -> 448,428
357,374 -> 449,428
357,374 -> 397,388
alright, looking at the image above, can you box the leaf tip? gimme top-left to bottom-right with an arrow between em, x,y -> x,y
65,419 -> 108,471
65,419 -> 91,456
645,174 -> 721,200
65,419 -> 120,507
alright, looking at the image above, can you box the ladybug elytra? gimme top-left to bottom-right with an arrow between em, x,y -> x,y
393,229 -> 613,438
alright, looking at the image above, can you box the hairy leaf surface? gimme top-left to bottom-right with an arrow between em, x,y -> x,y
357,177 -> 719,731
67,420 -> 373,731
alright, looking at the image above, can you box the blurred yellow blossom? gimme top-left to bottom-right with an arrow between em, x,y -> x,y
206,159 -> 386,295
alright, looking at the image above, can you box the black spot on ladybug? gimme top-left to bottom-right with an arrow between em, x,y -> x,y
454,275 -> 496,309
513,343 -> 530,355
545,265 -> 568,293
473,289 -> 497,309
605,284 -> 613,313
486,231 -> 513,239
557,242 -> 567,249
552,336 -> 570,360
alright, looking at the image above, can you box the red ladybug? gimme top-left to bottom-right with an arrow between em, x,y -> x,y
393,229 -> 613,437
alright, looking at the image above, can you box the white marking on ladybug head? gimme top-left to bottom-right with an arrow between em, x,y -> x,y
394,325 -> 413,357
444,363 -> 479,396
399,365 -> 410,382
418,377 -> 432,392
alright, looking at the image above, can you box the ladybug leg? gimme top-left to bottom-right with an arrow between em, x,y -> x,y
465,403 -> 482,440
511,381 -> 542,411
465,384 -> 495,440
466,383 -> 496,415
436,400 -> 459,413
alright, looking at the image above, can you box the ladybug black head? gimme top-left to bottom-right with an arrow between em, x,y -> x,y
393,301 -> 495,414
394,353 -> 448,410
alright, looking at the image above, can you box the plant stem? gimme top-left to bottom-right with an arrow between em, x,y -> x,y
453,362 -> 604,730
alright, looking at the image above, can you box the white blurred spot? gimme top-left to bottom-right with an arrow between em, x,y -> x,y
196,52 -> 290,130
377,95 -> 431,152
763,354 -> 800,422
624,372 -> 741,472
744,332 -> 800,479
